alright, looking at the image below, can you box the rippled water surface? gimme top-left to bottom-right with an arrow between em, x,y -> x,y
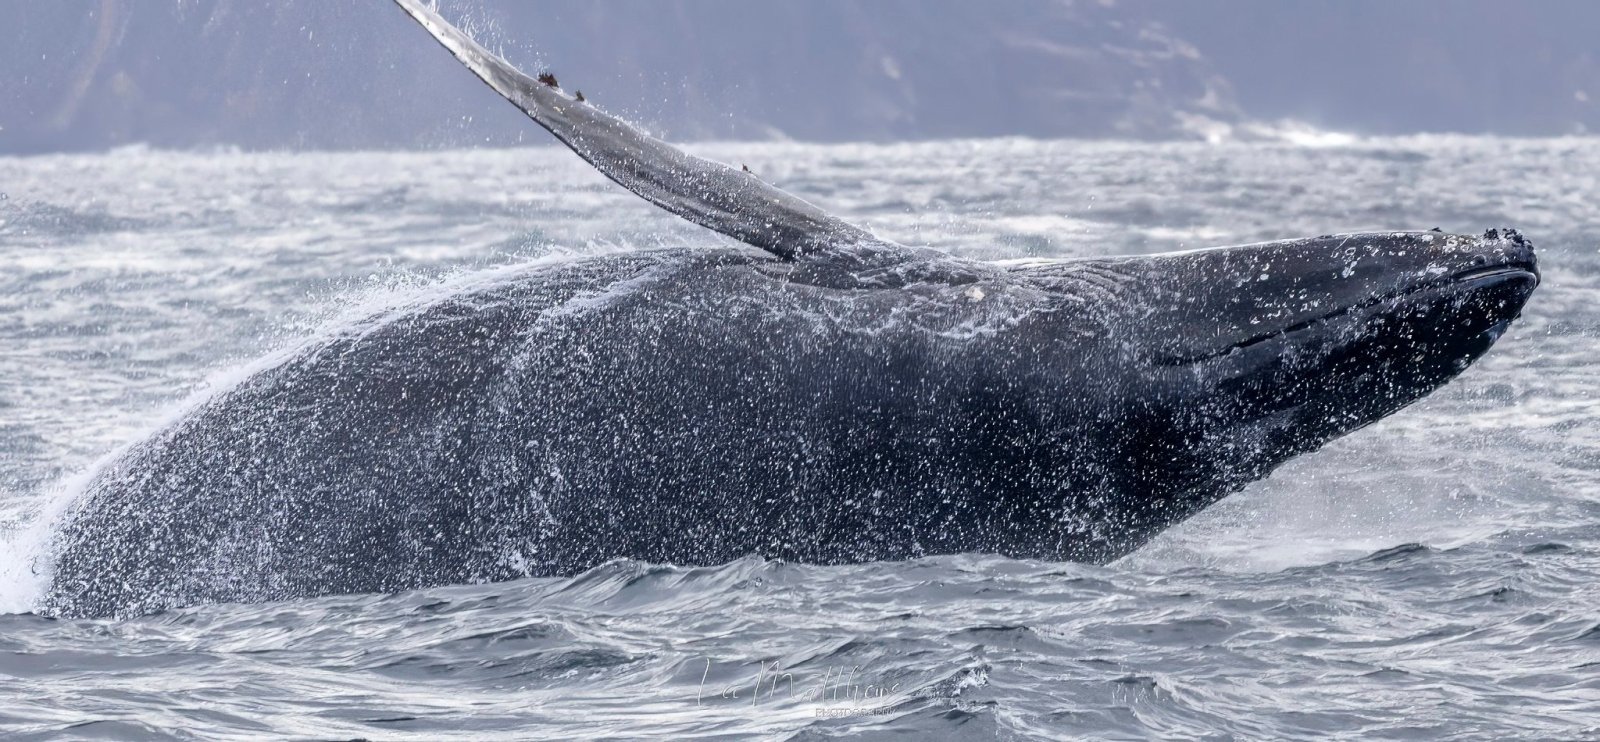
1,138 -> 1597,739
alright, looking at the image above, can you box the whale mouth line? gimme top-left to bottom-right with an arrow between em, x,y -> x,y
1157,264 -> 1539,367
1455,265 -> 1539,285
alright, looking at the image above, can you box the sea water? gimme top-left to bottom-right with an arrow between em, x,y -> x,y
0,137 -> 1596,739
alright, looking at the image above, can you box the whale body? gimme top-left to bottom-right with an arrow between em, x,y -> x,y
39,1 -> 1539,617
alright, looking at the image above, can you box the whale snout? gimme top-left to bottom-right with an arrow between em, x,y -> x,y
1402,229 -> 1538,353
1444,228 -> 1538,310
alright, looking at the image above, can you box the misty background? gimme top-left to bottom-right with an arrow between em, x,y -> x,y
3,0 -> 1598,154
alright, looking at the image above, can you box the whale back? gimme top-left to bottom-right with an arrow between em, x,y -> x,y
40,250 -> 1091,617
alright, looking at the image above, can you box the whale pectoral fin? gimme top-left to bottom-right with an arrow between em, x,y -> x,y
392,0 -> 891,263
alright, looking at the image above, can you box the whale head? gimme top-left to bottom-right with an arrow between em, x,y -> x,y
1013,229 -> 1538,546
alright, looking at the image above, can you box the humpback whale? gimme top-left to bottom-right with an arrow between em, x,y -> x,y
39,0 -> 1539,618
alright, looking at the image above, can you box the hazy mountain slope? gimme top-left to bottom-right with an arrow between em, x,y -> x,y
1,0 -> 1234,153
3,0 -> 1596,154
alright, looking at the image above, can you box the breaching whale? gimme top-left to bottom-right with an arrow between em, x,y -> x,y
39,0 -> 1539,618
